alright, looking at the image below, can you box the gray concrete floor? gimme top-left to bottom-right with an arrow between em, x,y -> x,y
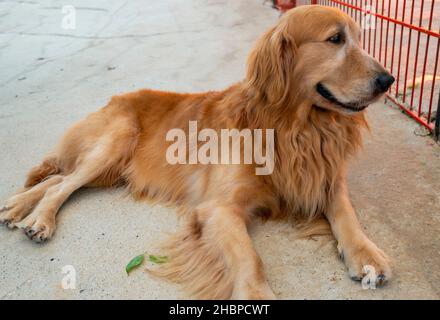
1,0 -> 439,299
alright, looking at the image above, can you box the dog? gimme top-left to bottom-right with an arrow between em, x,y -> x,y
0,5 -> 394,299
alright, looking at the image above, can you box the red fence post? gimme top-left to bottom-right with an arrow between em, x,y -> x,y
311,0 -> 318,4
435,94 -> 440,141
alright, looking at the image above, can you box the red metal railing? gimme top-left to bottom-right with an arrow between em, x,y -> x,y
275,0 -> 440,138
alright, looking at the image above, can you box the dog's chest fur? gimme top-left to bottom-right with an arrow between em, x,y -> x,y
271,110 -> 365,219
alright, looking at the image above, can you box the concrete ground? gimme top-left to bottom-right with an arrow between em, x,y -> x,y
1,0 -> 439,300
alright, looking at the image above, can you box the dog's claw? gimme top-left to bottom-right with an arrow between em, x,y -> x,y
350,275 -> 362,282
338,251 -> 344,261
376,274 -> 387,286
31,233 -> 47,243
25,227 -> 35,237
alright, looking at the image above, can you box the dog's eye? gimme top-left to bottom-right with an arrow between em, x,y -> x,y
327,33 -> 343,44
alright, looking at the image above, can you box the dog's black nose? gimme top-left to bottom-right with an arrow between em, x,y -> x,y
374,73 -> 395,93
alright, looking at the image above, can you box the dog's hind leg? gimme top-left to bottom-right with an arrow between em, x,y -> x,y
15,138 -> 123,242
153,203 -> 276,300
2,100 -> 139,241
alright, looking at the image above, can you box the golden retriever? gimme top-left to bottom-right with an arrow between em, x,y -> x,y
0,5 -> 394,299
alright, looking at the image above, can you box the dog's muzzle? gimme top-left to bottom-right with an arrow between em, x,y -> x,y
316,83 -> 368,112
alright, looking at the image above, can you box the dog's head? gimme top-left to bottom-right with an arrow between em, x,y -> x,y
246,5 -> 394,114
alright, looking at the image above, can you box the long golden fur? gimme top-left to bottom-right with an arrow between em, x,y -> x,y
1,6 -> 395,299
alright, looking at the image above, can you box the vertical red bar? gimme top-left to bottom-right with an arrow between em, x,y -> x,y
378,0 -> 384,62
395,0 -> 407,97
352,0 -> 356,20
417,0 -> 436,117
383,0 -> 392,68
427,35 -> 439,122
353,0 -> 358,22
402,0 -> 416,102
368,0 -> 372,54
389,0 -> 400,89
363,0 -> 367,49
410,0 -> 425,111
372,0 -> 378,58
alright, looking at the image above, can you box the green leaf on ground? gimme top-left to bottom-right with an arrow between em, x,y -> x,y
149,255 -> 169,264
126,254 -> 144,275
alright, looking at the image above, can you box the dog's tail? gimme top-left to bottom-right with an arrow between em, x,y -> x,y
24,156 -> 60,187
148,215 -> 234,299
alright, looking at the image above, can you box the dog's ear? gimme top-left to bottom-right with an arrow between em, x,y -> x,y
246,24 -> 296,106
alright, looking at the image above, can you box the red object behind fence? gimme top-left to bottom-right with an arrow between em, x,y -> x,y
275,0 -> 297,12
278,0 -> 440,135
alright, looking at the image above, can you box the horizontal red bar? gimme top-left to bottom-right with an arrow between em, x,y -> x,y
386,94 -> 434,131
327,0 -> 440,38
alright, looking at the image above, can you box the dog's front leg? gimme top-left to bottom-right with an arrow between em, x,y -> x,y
197,204 -> 276,299
157,203 -> 275,299
218,208 -> 276,299
325,176 -> 391,287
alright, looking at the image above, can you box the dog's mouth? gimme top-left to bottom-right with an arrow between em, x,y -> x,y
315,83 -> 369,112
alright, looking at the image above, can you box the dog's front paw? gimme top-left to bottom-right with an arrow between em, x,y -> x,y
338,238 -> 391,288
16,213 -> 56,243
0,194 -> 33,228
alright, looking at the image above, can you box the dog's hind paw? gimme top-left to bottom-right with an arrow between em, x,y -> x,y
0,193 -> 36,228
0,209 -> 17,229
16,215 -> 55,243
0,206 -> 18,228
